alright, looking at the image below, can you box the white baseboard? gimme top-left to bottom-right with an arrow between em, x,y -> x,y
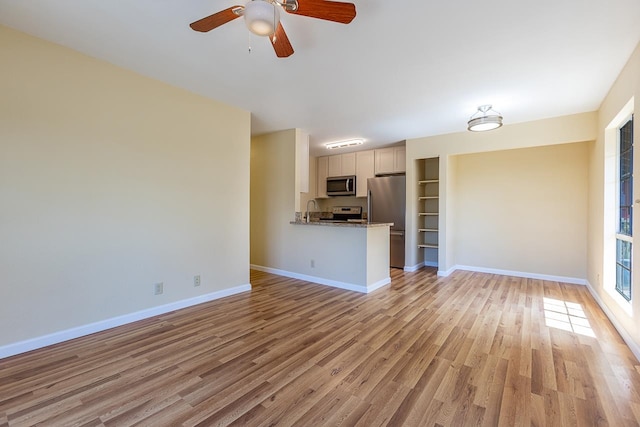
453,265 -> 587,285
251,264 -> 390,294
404,261 -> 438,272
367,277 -> 392,293
0,284 -> 251,360
584,281 -> 640,362
438,265 -> 457,277
404,262 -> 424,272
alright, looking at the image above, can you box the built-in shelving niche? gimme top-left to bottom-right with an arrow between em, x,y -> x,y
417,157 -> 439,267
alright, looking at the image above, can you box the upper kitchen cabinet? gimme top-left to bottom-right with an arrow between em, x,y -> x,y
375,146 -> 406,175
327,152 -> 356,177
355,150 -> 375,197
317,150 -> 375,198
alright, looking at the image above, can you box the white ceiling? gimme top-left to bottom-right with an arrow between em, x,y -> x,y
1,0 -> 639,155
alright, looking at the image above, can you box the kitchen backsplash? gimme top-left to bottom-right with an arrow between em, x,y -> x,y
295,211 -> 368,222
318,197 -> 367,212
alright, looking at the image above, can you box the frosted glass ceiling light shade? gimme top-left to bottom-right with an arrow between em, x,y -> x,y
244,0 -> 280,36
467,105 -> 503,132
325,139 -> 364,149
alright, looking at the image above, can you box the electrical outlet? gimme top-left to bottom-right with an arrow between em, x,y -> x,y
310,259 -> 315,268
154,282 -> 163,295
194,275 -> 201,287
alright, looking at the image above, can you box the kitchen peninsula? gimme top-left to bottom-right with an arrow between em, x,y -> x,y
250,130 -> 395,294
288,219 -> 392,293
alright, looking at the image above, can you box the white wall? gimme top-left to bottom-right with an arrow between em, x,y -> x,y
0,26 -> 251,351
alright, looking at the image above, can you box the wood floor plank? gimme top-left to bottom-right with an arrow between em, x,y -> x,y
388,356 -> 450,426
1,268 -> 639,426
530,392 -> 546,427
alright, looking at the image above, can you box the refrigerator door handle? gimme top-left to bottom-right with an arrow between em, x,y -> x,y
367,190 -> 371,223
390,231 -> 404,236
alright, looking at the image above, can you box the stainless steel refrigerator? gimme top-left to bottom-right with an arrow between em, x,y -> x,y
367,175 -> 406,268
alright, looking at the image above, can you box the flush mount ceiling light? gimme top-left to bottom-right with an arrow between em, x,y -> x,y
325,139 -> 364,150
467,105 -> 503,132
243,0 -> 280,36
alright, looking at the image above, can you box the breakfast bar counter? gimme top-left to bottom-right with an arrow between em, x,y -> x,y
289,220 -> 393,228
281,220 -> 392,293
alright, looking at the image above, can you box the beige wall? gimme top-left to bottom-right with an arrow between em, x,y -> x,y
299,155 -> 317,211
454,143 -> 588,279
251,129 -> 298,267
406,112 -> 597,275
0,26 -> 251,349
588,41 -> 640,355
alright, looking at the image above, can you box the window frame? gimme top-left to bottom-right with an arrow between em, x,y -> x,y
615,114 -> 634,301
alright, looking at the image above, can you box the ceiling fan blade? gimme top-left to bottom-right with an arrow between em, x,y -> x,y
271,22 -> 294,58
287,0 -> 356,24
190,6 -> 243,32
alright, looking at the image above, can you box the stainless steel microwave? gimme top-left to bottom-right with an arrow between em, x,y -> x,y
327,175 -> 356,196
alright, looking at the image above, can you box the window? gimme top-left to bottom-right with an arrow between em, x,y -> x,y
616,116 -> 634,301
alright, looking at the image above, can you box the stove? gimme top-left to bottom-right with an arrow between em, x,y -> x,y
330,206 -> 363,222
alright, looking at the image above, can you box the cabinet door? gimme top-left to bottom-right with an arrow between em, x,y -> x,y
328,155 -> 342,177
355,150 -> 375,197
375,148 -> 395,175
317,156 -> 328,198
341,152 -> 356,176
328,153 -> 356,177
394,146 -> 406,173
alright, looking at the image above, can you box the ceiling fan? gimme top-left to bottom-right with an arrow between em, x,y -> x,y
189,0 -> 357,58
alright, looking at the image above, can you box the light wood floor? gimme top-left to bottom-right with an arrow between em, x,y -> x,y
2,268 -> 640,426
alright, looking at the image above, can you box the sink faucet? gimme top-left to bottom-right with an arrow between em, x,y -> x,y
306,199 -> 318,223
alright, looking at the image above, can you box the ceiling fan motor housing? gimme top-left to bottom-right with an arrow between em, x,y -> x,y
244,0 -> 281,36
279,0 -> 299,12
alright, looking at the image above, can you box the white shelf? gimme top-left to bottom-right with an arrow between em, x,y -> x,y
418,159 -> 439,255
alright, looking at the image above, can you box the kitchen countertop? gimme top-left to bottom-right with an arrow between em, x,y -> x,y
290,220 -> 394,228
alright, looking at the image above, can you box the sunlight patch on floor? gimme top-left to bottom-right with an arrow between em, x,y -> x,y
543,297 -> 596,337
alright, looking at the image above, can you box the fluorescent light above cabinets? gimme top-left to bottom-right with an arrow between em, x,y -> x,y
325,139 -> 364,150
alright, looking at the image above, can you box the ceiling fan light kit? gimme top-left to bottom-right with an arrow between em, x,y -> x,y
190,0 -> 357,58
244,0 -> 280,36
467,105 -> 503,132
